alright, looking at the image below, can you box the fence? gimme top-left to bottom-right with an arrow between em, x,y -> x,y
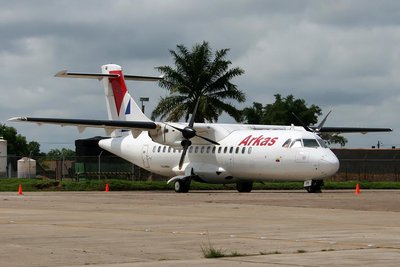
1,155 -> 162,181
331,149 -> 400,182
2,149 -> 400,182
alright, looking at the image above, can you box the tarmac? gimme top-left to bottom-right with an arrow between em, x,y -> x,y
0,189 -> 399,266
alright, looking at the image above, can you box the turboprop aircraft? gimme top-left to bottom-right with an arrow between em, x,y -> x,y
9,64 -> 392,193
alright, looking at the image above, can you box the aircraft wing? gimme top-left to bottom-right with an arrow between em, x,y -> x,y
315,126 -> 393,134
8,117 -> 157,135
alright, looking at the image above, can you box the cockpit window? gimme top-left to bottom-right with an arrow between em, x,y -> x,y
303,139 -> 320,148
290,139 -> 303,148
317,138 -> 328,148
282,139 -> 292,148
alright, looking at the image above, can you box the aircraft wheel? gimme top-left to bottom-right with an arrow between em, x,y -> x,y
174,180 -> 190,193
236,181 -> 253,193
305,180 -> 323,193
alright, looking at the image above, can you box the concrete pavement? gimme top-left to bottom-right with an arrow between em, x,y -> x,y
0,190 -> 399,266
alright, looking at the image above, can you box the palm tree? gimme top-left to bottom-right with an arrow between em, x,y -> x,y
151,41 -> 245,123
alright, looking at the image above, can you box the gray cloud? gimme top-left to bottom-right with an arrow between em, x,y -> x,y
1,0 -> 399,151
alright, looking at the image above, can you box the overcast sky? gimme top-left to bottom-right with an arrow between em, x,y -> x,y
1,0 -> 399,152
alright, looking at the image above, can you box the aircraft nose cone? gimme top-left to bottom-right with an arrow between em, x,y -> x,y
319,153 -> 339,177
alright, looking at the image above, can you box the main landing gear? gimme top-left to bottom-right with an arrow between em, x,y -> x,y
174,179 -> 191,193
236,181 -> 253,193
304,179 -> 324,193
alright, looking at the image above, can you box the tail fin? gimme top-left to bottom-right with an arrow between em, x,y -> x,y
54,63 -> 162,124
101,64 -> 151,122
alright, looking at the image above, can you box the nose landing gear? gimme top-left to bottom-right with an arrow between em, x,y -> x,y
304,179 -> 324,193
236,181 -> 253,193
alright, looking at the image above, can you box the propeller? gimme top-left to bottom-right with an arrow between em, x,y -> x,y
315,110 -> 332,131
166,97 -> 220,170
291,111 -> 332,133
291,112 -> 313,132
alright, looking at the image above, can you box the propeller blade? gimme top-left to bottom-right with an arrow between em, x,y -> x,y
196,134 -> 220,145
188,97 -> 201,128
291,112 -> 313,132
316,110 -> 332,131
179,141 -> 190,170
165,123 -> 184,133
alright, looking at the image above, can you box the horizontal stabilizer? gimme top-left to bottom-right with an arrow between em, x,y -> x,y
55,70 -> 163,81
8,117 -> 157,130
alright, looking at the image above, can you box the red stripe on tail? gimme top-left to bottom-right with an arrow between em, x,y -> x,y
109,70 -> 127,116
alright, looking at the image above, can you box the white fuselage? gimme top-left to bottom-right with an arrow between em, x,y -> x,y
99,126 -> 339,183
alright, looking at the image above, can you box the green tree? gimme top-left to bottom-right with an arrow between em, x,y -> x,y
45,148 -> 75,160
27,141 -> 43,157
241,95 -> 322,125
0,124 -> 41,156
263,94 -> 322,125
151,41 -> 245,123
242,102 -> 264,124
319,133 -> 347,147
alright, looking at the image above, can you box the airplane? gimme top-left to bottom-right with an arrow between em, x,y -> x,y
9,64 -> 393,193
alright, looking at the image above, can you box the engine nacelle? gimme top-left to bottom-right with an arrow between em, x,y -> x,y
148,123 -> 184,148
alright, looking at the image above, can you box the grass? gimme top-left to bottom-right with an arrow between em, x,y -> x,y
201,245 -> 226,258
200,233 -> 251,258
0,178 -> 399,192
201,244 -> 250,258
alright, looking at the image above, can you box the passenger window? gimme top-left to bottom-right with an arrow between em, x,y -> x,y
303,139 -> 320,148
212,147 -> 216,154
235,147 -> 239,154
229,147 -> 233,153
248,147 -> 252,154
157,146 -> 161,153
152,146 -> 156,153
206,146 -> 211,153
168,147 -> 172,153
189,146 -> 193,153
290,139 -> 303,148
201,146 -> 205,153
223,147 -> 227,154
163,146 -> 166,153
241,147 -> 246,154
218,147 -> 222,153
195,146 -> 199,153
282,139 -> 291,148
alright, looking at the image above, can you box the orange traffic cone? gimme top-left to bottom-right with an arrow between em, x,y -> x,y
355,183 -> 360,195
18,184 -> 23,195
105,183 -> 109,192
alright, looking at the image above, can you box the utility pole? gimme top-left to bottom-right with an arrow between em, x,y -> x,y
377,141 -> 382,149
140,97 -> 149,114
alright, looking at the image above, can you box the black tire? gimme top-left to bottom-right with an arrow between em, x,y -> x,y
174,180 -> 190,193
236,181 -> 253,193
305,180 -> 323,193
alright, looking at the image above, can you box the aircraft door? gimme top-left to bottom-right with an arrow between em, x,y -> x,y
142,145 -> 150,168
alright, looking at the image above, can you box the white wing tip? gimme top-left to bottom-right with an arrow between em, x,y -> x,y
8,117 -> 26,122
54,70 -> 68,77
